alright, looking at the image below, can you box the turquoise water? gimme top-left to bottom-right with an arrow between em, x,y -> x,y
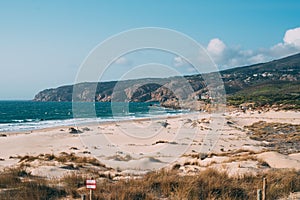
0,101 -> 183,132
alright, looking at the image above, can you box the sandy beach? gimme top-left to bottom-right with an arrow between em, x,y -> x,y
0,109 -> 299,179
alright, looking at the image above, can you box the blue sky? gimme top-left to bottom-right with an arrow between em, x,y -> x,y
1,0 -> 300,99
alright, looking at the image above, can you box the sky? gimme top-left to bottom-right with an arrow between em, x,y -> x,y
0,0 -> 300,100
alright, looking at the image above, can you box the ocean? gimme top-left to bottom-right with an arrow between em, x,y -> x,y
0,101 -> 184,132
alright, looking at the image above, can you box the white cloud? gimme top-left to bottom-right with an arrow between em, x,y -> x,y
116,27 -> 300,76
269,43 -> 297,57
173,56 -> 187,67
207,38 -> 226,56
267,27 -> 300,58
248,54 -> 268,64
205,38 -> 227,67
204,27 -> 300,69
283,27 -> 300,48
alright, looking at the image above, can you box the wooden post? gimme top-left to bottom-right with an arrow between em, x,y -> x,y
262,178 -> 267,200
90,189 -> 92,200
257,189 -> 262,200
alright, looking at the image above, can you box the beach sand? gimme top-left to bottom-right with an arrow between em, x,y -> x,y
0,109 -> 299,179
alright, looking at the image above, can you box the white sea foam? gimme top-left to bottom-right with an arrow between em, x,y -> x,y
0,103 -> 189,132
0,118 -> 96,132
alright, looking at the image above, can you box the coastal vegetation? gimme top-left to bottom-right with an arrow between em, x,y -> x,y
227,81 -> 300,109
0,166 -> 299,200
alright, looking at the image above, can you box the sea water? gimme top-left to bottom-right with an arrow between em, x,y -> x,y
0,101 -> 185,132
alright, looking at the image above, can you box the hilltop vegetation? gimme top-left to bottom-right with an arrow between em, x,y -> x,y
227,81 -> 300,109
33,53 -> 300,109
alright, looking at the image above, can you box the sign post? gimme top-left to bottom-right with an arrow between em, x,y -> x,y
86,179 -> 96,200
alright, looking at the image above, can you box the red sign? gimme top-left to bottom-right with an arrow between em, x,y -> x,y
86,179 -> 96,190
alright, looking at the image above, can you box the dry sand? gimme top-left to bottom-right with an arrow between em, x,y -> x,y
0,109 -> 299,178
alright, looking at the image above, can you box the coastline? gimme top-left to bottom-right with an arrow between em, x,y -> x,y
0,109 -> 299,173
0,108 -> 299,199
0,101 -> 190,133
1,110 -> 191,136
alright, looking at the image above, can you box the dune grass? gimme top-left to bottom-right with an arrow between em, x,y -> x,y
245,121 -> 300,154
0,165 -> 299,200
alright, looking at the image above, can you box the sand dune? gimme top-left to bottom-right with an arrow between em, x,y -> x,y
0,109 -> 299,179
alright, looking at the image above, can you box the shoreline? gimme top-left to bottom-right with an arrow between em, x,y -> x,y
1,111 -> 194,136
0,108 -> 300,198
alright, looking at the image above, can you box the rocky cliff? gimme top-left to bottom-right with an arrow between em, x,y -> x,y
34,53 -> 300,109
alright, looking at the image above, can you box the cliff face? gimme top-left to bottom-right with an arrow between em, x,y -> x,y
33,53 -> 300,107
34,78 -> 202,103
34,85 -> 73,102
